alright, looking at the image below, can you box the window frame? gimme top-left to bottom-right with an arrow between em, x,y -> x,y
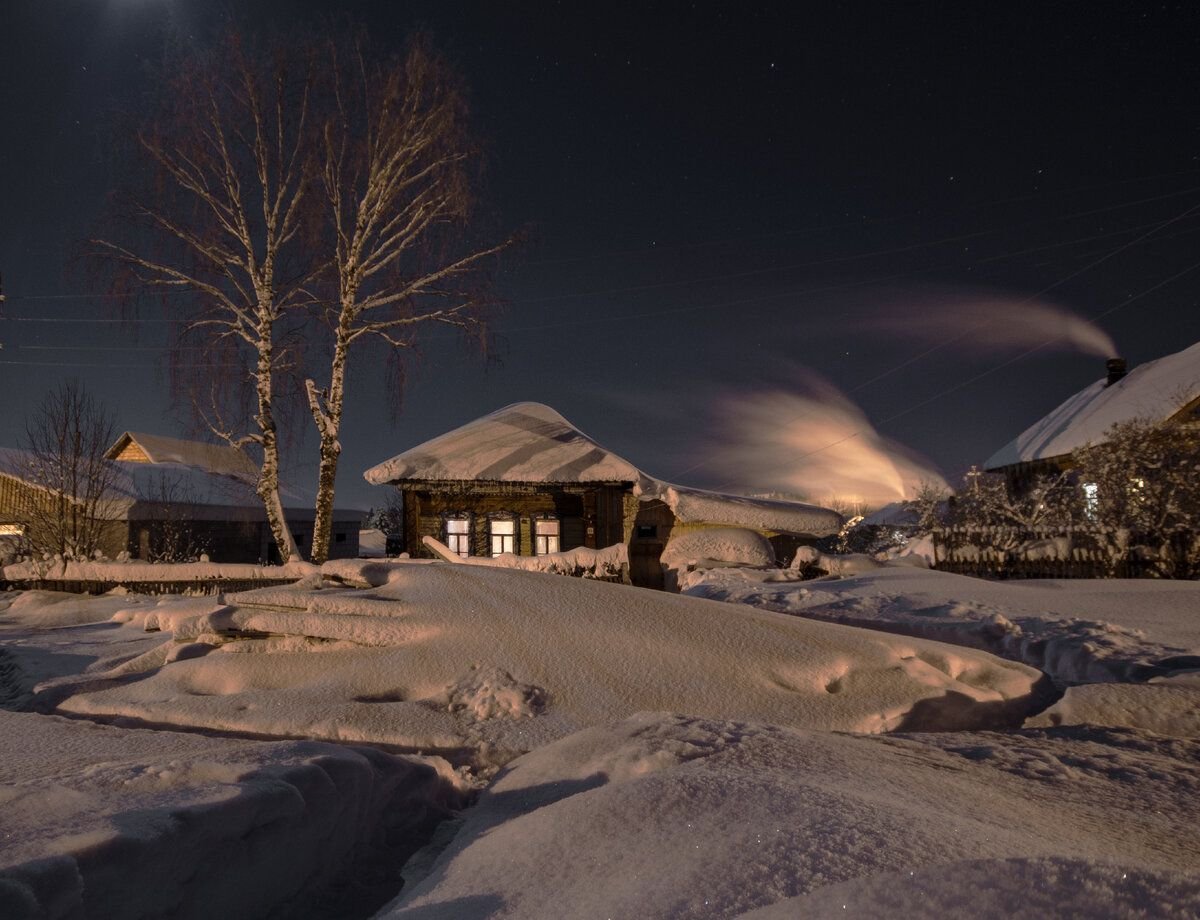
488,512 -> 518,557
533,514 -> 561,555
443,513 -> 473,558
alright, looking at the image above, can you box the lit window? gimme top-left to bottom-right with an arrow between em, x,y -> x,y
535,518 -> 560,555
0,523 -> 24,537
490,517 -> 516,557
1083,482 -> 1099,519
445,516 -> 471,557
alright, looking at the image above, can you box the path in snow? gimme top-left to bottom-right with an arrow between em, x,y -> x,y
0,710 -> 466,920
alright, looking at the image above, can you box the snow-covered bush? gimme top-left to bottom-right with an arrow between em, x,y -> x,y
930,418 -> 1200,577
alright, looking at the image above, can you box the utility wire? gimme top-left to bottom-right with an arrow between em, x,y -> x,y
6,180 -> 1200,309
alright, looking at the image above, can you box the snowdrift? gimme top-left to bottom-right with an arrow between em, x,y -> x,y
0,711 -> 464,920
385,712 -> 1200,919
27,564 -> 1041,766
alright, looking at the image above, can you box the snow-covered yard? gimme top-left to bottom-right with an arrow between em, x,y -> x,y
2,560 -> 1199,918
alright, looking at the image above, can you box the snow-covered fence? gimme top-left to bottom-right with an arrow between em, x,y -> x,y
931,526 -> 1198,580
0,559 -> 314,596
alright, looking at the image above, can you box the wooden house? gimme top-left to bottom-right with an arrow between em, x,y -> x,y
105,432 -> 367,562
363,402 -> 843,588
1,433 -> 366,563
984,344 -> 1200,489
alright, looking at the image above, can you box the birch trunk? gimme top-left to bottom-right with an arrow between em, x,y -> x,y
307,317 -> 351,564
256,321 -> 300,563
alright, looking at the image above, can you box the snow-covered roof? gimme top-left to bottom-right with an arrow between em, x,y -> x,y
365,402 -> 843,537
106,432 -> 259,482
363,402 -> 648,485
651,483 -> 842,536
0,448 -> 362,521
985,341 -> 1200,469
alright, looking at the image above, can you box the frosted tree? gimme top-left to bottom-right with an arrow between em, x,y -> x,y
951,466 -> 1076,534
21,381 -> 123,559
303,36 -> 512,563
1072,418 -> 1200,536
94,35 -> 314,561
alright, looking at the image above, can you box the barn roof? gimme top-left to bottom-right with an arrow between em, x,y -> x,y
364,401 -> 843,537
984,340 -> 1200,469
105,432 -> 259,482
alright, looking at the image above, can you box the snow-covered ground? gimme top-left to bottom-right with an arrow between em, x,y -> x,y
385,713 -> 1200,919
3,560 -> 1199,918
682,565 -> 1200,683
3,564 -> 1041,765
0,711 -> 465,920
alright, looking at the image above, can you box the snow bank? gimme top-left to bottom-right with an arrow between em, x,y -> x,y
422,536 -> 629,581
1026,675 -> 1200,737
383,712 -> 1200,919
0,589 -> 155,628
683,566 -> 1200,685
40,565 -> 1040,766
789,546 -> 882,576
661,527 -> 775,570
0,711 -> 466,920
740,858 -> 1200,919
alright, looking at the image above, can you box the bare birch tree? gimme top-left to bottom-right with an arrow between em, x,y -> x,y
303,36 -> 512,562
21,381 -> 123,558
94,35 -> 312,561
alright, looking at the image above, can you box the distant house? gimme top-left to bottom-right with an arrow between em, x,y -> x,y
984,342 -> 1200,487
363,402 -> 842,588
0,432 -> 366,563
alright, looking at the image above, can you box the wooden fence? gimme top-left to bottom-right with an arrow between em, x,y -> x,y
931,527 -> 1198,580
0,577 -> 302,596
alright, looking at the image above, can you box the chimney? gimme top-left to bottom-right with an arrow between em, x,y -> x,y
1105,357 -> 1127,387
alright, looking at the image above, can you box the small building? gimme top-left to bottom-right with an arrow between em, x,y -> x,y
984,343 -> 1200,488
1,433 -> 366,563
363,402 -> 843,588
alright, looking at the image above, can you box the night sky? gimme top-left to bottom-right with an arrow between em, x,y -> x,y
3,1 -> 1200,509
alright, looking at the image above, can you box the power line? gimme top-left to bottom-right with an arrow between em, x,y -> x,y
7,180 -> 1200,310
6,213 -> 1192,347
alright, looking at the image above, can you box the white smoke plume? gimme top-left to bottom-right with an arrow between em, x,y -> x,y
710,377 -> 948,509
863,289 -> 1117,358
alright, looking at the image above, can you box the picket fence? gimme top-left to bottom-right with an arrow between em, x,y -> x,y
930,526 -> 1198,580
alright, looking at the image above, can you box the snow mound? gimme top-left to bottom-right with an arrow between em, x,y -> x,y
0,590 -> 152,627
683,566 -> 1200,686
661,527 -> 775,571
40,565 -> 1040,764
790,546 -> 882,576
447,666 -> 548,721
739,857 -> 1200,919
0,711 -> 466,920
383,713 -> 1200,919
1026,678 -> 1200,738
